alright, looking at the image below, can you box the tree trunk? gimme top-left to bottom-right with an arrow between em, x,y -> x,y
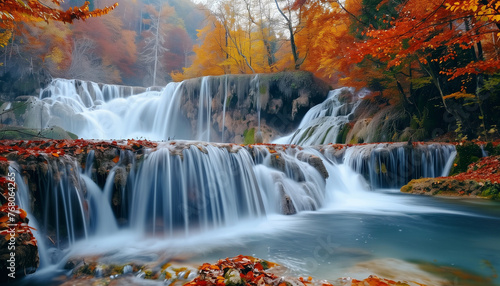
274,0 -> 300,69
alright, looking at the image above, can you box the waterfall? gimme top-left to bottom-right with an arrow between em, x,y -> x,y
221,76 -> 229,142
9,75 -> 462,281
27,77 -> 266,142
197,77 -> 213,141
321,143 -> 457,188
9,142 -> 332,269
29,79 -> 194,140
274,87 -> 364,145
129,145 -> 266,236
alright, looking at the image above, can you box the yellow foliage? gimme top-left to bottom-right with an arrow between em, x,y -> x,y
0,30 -> 12,47
443,92 -> 477,100
47,47 -> 64,66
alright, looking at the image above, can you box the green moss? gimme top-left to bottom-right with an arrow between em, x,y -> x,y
400,184 -> 412,193
380,163 -> 387,174
480,185 -> 500,200
144,269 -> 154,279
484,142 -> 500,156
259,84 -> 267,95
243,128 -> 255,144
336,124 -> 351,144
0,128 -> 38,139
12,101 -> 28,118
319,126 -> 333,144
449,142 -> 482,175
0,126 -> 78,140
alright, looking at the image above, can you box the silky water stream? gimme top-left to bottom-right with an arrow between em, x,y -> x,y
12,78 -> 500,285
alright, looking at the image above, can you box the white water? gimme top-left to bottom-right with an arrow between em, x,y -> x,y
274,87 -> 365,145
14,76 -> 476,284
28,79 -> 193,140
28,77 -> 267,142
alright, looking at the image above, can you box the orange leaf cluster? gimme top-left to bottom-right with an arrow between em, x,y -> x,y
0,139 -> 158,161
0,0 -> 117,31
186,255 -> 285,286
347,0 -> 500,79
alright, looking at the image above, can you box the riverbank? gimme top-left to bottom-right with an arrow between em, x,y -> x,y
401,142 -> 500,200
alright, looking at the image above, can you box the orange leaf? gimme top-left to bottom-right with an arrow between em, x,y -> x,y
19,208 -> 27,219
112,156 -> 120,163
51,153 -> 59,157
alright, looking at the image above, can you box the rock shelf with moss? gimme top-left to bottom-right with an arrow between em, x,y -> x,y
401,155 -> 500,200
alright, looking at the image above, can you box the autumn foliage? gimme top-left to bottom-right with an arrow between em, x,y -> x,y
0,0 -> 117,47
451,155 -> 500,183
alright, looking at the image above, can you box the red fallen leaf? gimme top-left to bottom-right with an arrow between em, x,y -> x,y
75,148 -> 83,155
243,270 -> 254,280
299,277 -> 311,284
0,157 -> 8,162
19,208 -> 27,219
0,216 -> 8,222
112,156 -> 120,164
55,142 -> 66,149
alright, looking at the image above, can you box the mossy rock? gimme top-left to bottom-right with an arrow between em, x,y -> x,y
0,126 -> 78,140
336,124 -> 351,144
449,142 -> 482,175
484,142 -> 500,156
243,128 -> 255,144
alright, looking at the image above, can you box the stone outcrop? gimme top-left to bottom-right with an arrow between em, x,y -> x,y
177,71 -> 330,143
401,177 -> 500,199
401,155 -> 500,200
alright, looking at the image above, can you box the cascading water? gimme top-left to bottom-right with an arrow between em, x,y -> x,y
129,145 -> 267,236
27,79 -> 194,140
27,76 -> 266,142
322,143 -> 457,188
274,87 -> 365,145
10,75 -> 476,285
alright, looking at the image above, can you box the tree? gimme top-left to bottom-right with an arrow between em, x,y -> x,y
70,13 -> 137,83
345,0 -> 500,136
0,0 -> 118,45
140,3 -> 175,86
274,0 -> 303,69
171,13 -> 230,81
164,26 -> 193,73
66,37 -> 107,82
172,0 -> 286,81
293,1 -> 355,82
